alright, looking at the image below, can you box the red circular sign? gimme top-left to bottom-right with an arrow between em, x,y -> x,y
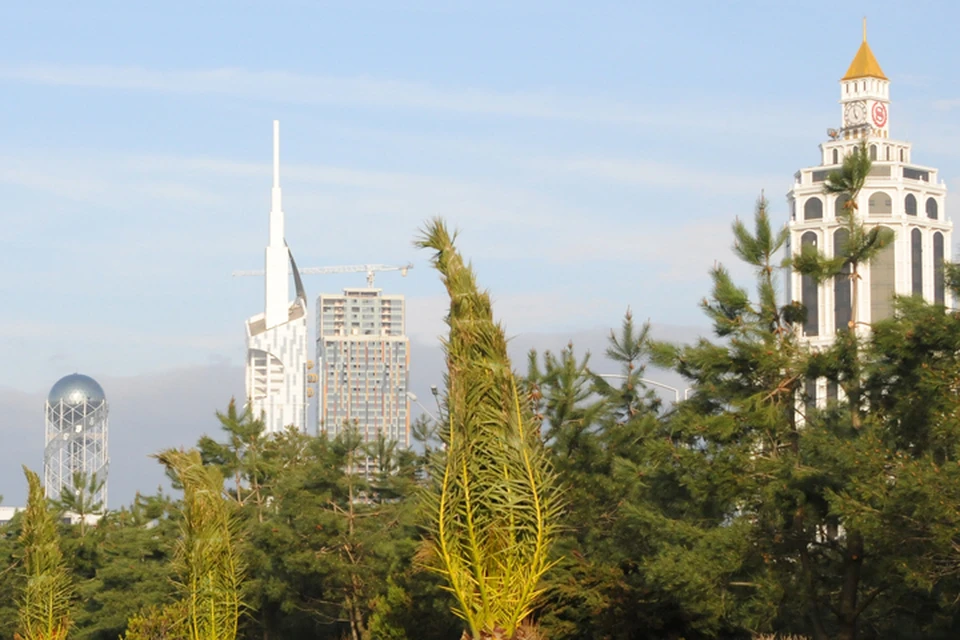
872,102 -> 888,128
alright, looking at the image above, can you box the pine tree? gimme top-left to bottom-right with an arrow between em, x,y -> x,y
792,141 -> 893,427
590,310 -> 662,421
54,472 -> 104,539
633,195 -> 800,637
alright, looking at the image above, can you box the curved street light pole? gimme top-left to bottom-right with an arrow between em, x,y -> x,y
406,391 -> 439,422
596,373 -> 692,403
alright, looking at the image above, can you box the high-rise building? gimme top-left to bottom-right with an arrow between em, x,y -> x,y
45,373 -> 109,508
316,288 -> 410,453
786,24 -> 952,404
245,121 -> 309,434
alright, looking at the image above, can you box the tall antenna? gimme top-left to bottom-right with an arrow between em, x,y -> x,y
862,16 -> 867,42
264,119 -> 289,329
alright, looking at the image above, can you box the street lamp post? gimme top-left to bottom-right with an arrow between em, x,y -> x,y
595,373 -> 692,402
407,391 -> 439,422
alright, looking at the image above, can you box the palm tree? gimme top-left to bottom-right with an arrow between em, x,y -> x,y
154,449 -> 246,640
15,467 -> 74,640
416,219 -> 563,640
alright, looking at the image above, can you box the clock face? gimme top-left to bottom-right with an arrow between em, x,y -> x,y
844,101 -> 867,126
872,102 -> 888,128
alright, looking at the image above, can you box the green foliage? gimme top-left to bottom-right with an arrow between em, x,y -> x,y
72,492 -> 179,640
16,467 -> 74,640
55,472 -> 104,541
416,218 -> 563,639
593,310 -> 661,419
121,602 -> 185,640
154,450 -> 245,640
4,201 -> 960,640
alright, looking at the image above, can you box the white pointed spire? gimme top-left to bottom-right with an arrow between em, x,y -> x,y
273,120 -> 280,188
264,120 -> 289,329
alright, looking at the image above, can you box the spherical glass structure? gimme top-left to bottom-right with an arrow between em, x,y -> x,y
48,373 -> 106,406
44,373 -> 109,508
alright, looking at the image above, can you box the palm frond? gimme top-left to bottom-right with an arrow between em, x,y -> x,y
154,449 -> 247,640
416,218 -> 563,639
16,466 -> 74,640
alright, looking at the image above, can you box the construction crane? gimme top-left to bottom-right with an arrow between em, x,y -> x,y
232,263 -> 413,288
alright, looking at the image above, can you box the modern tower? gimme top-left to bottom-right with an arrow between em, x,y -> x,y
317,287 -> 410,461
786,23 -> 952,403
45,373 -> 109,508
245,121 -> 309,434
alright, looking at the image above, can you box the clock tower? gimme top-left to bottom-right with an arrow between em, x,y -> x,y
839,19 -> 889,139
785,21 -> 952,408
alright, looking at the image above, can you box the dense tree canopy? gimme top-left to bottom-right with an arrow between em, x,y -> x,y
2,207 -> 960,640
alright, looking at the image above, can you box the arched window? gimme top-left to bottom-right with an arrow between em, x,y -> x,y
834,228 -> 852,332
926,197 -> 939,219
911,228 -> 923,297
885,146 -> 891,161
934,232 -> 945,304
832,149 -> 839,164
804,197 -> 824,220
835,194 -> 851,218
868,191 -> 892,215
827,381 -> 838,403
905,193 -> 917,216
900,149 -> 905,162
802,232 -> 819,336
869,144 -> 878,161
804,378 -> 817,410
870,226 -> 896,321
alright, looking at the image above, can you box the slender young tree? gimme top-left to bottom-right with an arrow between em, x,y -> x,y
15,467 -> 74,640
154,449 -> 246,640
197,399 -> 271,522
793,141 -> 893,426
591,310 -> 661,420
416,219 -> 563,640
55,472 -> 104,539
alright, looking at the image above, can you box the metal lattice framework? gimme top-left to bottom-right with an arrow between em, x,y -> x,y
44,375 -> 109,508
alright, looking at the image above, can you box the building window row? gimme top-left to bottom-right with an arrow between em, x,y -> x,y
830,145 -> 906,166
801,228 -> 947,335
800,193 -> 940,221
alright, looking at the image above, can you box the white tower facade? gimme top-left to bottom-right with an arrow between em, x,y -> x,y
786,26 -> 952,402
245,121 -> 309,434
44,374 -> 109,508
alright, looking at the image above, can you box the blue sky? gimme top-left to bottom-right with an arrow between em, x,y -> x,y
4,1 -> 960,394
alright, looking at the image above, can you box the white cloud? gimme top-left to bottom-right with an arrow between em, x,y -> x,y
0,64 -> 670,124
932,99 -> 960,111
0,63 -> 820,139
0,322 -> 235,351
0,155 -> 226,208
545,219 -> 743,282
533,155 -> 784,197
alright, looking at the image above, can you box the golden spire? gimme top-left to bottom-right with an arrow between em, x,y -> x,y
843,17 -> 887,80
